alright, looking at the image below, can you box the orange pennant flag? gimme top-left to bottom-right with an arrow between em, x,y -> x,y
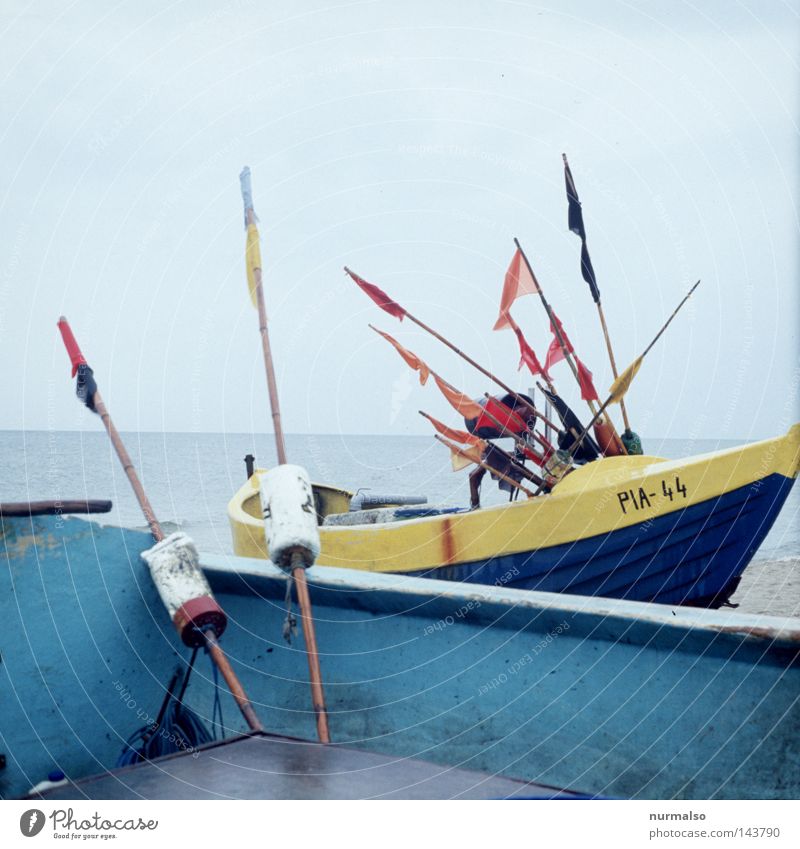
493,248 -> 540,331
433,374 -> 484,419
421,411 -> 486,448
371,326 -> 430,384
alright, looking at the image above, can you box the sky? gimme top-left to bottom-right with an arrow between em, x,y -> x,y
1,0 -> 797,440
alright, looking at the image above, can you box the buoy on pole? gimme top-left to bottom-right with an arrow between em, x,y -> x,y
239,167 -> 330,744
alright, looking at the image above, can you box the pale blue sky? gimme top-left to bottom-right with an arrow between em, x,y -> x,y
1,0 -> 797,439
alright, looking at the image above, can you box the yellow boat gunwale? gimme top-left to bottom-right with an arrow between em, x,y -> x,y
228,425 -> 800,572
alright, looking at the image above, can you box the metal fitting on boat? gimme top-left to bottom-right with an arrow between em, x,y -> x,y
259,464 -> 321,570
140,532 -> 227,646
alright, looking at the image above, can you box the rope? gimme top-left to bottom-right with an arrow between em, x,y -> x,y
282,571 -> 298,644
116,652 -> 214,767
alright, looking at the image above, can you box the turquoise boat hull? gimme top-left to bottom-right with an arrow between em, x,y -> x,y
2,515 -> 799,799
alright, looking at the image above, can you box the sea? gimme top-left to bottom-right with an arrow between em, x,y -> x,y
2,430 -> 798,618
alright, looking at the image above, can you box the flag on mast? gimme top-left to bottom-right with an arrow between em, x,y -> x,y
608,356 -> 643,404
507,315 -> 550,380
493,248 -> 539,330
563,155 -> 600,303
245,221 -> 261,308
345,267 -> 407,320
57,317 -> 98,413
543,310 -> 574,371
370,326 -> 430,384
433,375 -> 484,419
575,356 -> 599,402
421,412 -> 486,449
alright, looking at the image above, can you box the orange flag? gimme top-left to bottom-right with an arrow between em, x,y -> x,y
433,375 -> 484,419
421,412 -> 486,448
371,326 -> 430,384
493,248 -> 539,331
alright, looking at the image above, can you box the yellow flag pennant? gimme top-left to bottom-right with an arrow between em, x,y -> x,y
245,222 -> 261,308
450,441 -> 483,471
608,356 -> 643,404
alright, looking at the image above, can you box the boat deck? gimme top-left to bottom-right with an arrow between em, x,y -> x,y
29,733 -> 579,800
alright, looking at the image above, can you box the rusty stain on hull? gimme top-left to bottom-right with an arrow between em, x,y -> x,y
440,517 -> 456,564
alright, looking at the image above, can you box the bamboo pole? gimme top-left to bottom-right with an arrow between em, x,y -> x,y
435,435 -> 535,498
56,319 -> 264,734
596,300 -> 631,431
514,238 -> 626,454
240,168 -> 329,744
568,281 -> 700,461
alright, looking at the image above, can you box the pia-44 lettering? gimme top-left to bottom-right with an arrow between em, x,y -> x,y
617,477 -> 687,514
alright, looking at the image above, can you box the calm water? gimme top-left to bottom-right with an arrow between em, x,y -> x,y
2,430 -> 798,617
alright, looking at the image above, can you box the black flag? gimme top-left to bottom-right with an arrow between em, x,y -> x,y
563,155 -> 601,304
541,387 -> 600,463
75,363 -> 98,413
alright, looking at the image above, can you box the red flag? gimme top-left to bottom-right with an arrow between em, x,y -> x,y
544,310 -> 574,371
507,316 -> 550,381
57,317 -> 88,377
345,267 -> 407,320
371,326 -> 429,385
575,356 -> 599,402
493,249 -> 539,330
433,375 -> 484,419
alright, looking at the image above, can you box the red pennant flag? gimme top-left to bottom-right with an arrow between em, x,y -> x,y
507,316 -> 550,381
493,249 -> 539,330
575,356 -> 599,402
544,310 -> 574,371
433,375 -> 484,419
345,267 -> 407,320
371,326 -> 429,385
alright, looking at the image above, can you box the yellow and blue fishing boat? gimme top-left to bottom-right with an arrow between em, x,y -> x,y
229,424 -> 800,608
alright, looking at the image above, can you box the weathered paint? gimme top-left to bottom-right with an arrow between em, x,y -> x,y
2,514 -> 799,800
229,425 -> 800,607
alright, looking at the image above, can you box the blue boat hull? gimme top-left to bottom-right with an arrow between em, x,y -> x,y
2,514 -> 799,800
423,473 -> 795,606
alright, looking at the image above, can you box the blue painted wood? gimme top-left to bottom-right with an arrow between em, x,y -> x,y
423,473 -> 795,606
2,515 -> 798,800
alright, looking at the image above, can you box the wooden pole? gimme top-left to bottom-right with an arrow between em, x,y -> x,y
514,238 -> 626,454
596,301 -> 631,431
241,215 -> 288,463
435,435 -> 536,498
56,321 -> 265,734
240,168 -> 329,744
568,281 -> 701,461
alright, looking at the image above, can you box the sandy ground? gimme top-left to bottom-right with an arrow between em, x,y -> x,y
730,557 -> 800,618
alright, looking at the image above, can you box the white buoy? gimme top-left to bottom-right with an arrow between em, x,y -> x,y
140,532 -> 227,646
259,464 -> 320,569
